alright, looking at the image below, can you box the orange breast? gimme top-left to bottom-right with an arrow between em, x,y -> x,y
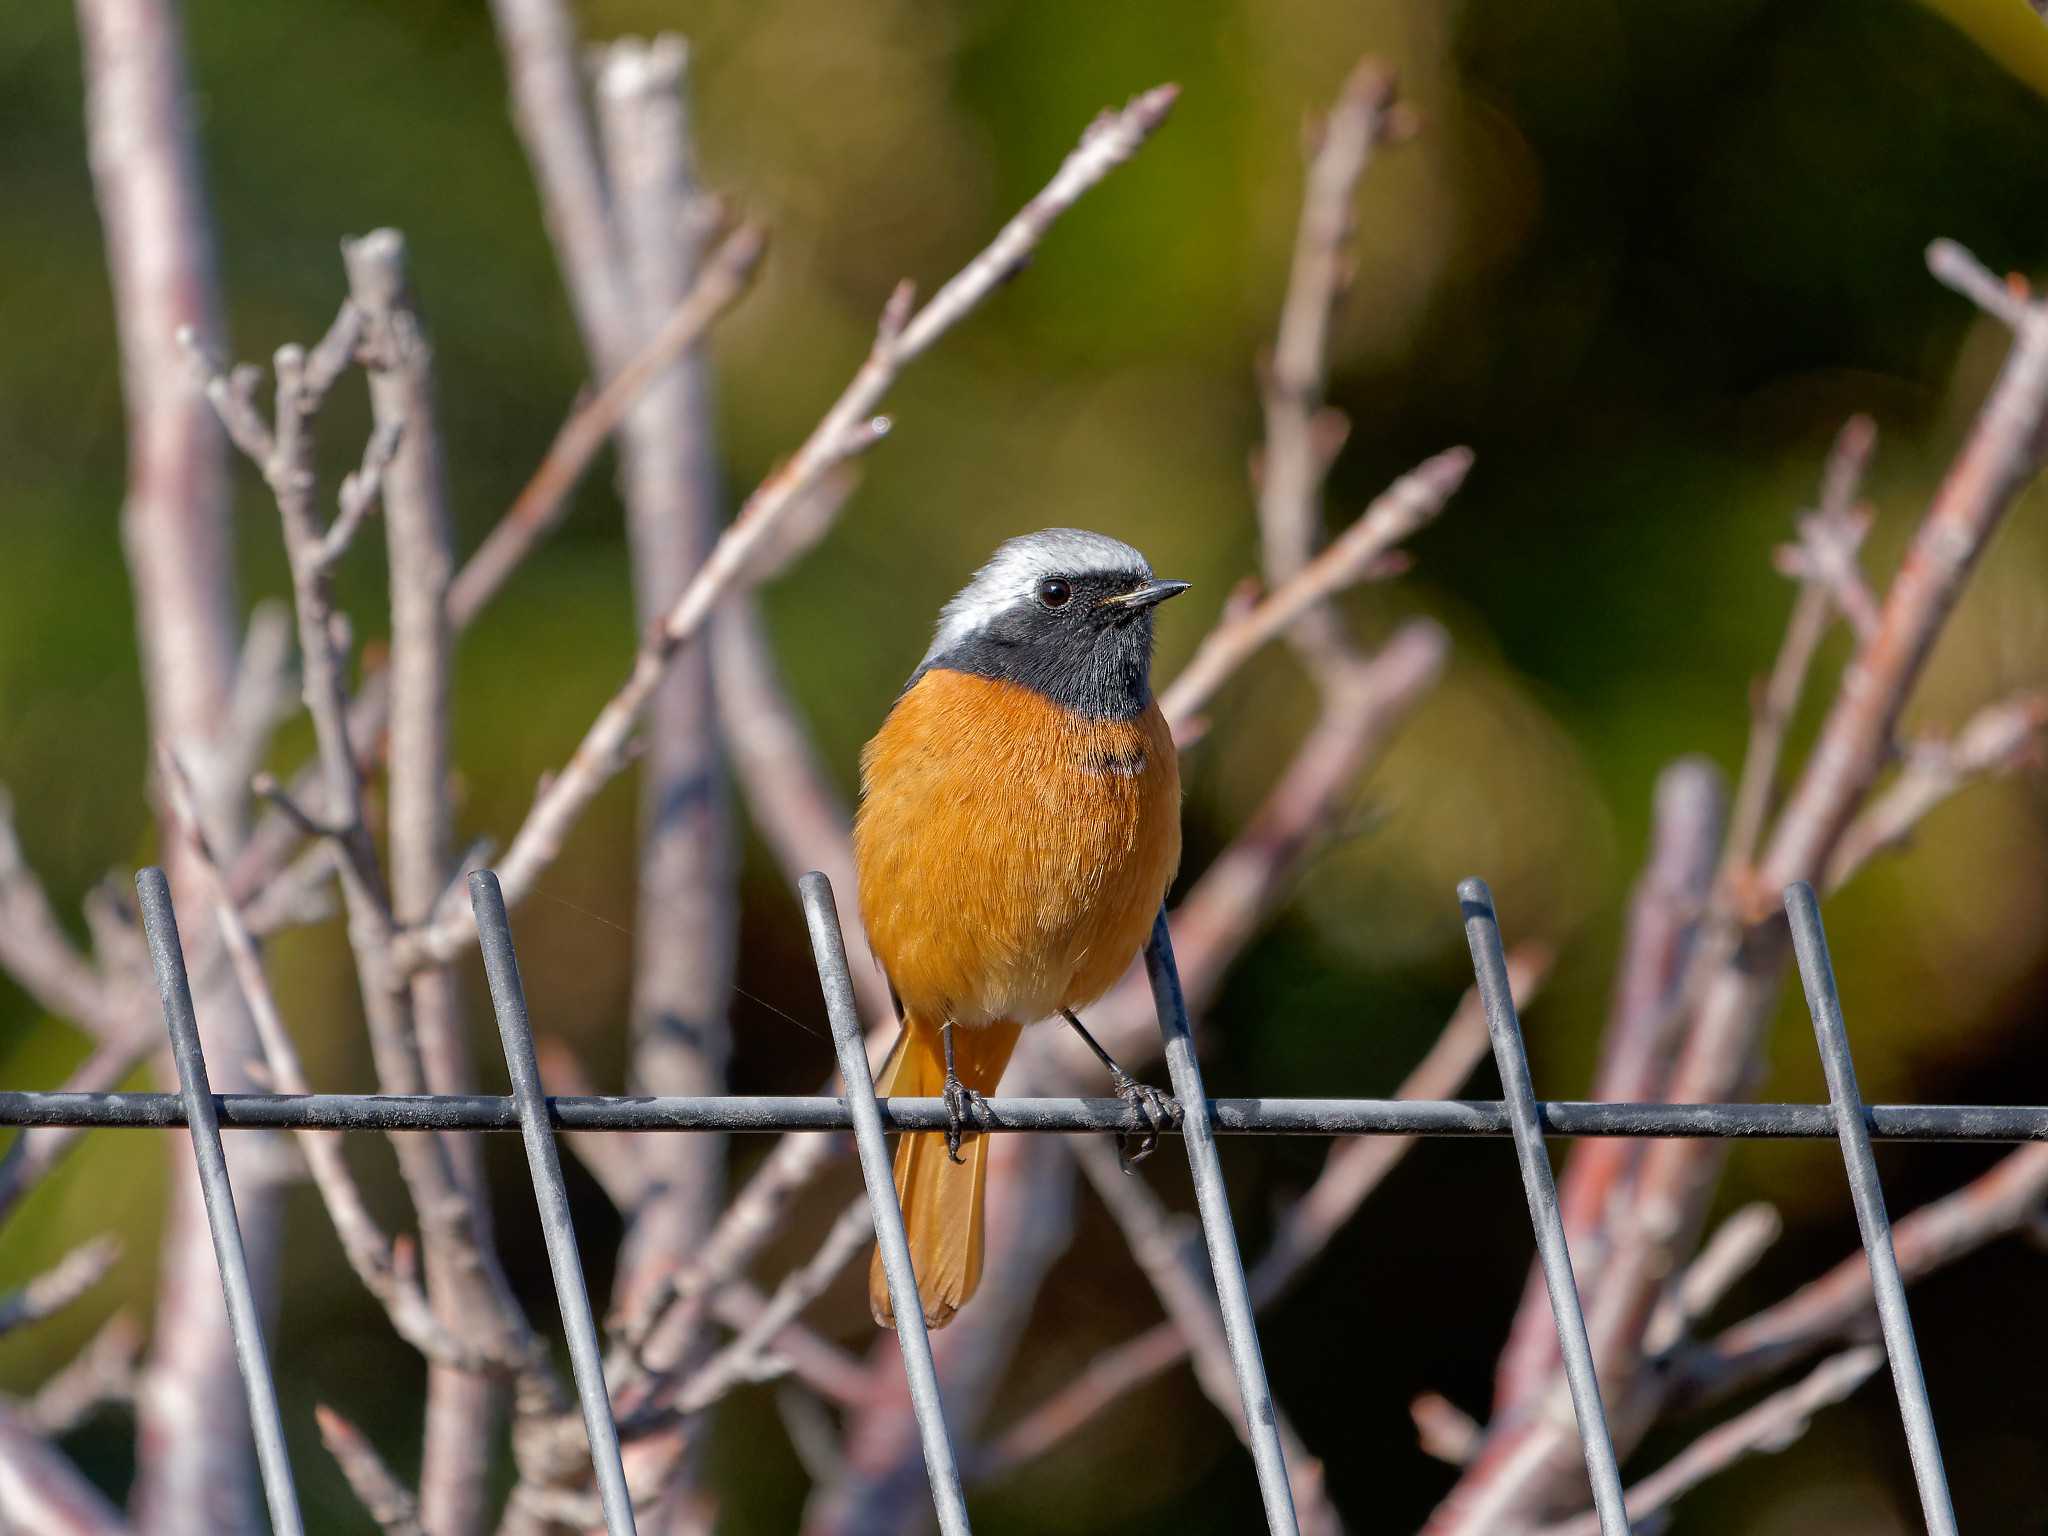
854,669 -> 1182,1029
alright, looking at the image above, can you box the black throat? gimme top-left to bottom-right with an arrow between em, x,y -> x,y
914,607 -> 1157,720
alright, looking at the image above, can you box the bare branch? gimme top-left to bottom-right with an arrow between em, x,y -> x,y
662,1197 -> 873,1418
1681,1142 -> 2048,1411
318,416 -> 403,570
447,220 -> 765,628
315,1406 -> 427,1536
0,1036 -> 156,1228
218,601 -> 298,803
1412,1393 -> 1482,1467
484,0 -> 631,364
983,944 -> 1549,1477
534,1038 -> 649,1209
344,224 -> 507,1536
76,0 -> 275,1517
0,1401 -> 129,1536
1643,1203 -> 1783,1357
592,43 -> 742,1382
609,1126 -> 852,1415
1070,1137 -> 1343,1535
712,586 -> 895,1025
708,1281 -> 872,1408
1493,758 -> 1724,1413
1255,945 -> 1551,1306
1159,622 -> 1449,1018
1160,450 -> 1471,730
0,789 -> 133,1040
1723,416 -> 1878,869
1258,58 -> 1408,673
1824,691 -> 2048,890
1536,1348 -> 1884,1536
1772,501 -> 1879,645
159,750 -> 481,1370
1759,247 -> 2048,887
194,307 -> 566,1452
247,771 -> 349,845
1926,238 -> 2033,330
396,83 -> 1181,972
25,1312 -> 143,1436
0,1237 -> 121,1339
1429,246 -> 2048,1536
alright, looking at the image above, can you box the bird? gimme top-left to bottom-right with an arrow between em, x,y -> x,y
853,528 -> 1189,1329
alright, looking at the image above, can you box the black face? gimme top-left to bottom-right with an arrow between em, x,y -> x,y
918,568 -> 1178,719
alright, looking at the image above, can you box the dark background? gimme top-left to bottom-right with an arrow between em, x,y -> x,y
5,0 -> 2048,1529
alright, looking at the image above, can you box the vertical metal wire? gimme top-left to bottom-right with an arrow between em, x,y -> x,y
136,867 -> 307,1536
798,872 -> 973,1536
1785,882 -> 1960,1536
1459,878 -> 1631,1536
468,871 -> 639,1536
1143,907 -> 1302,1536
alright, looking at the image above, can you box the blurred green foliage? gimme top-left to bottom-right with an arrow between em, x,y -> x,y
5,0 -> 2048,1529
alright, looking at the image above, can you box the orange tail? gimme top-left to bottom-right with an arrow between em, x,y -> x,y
869,1015 -> 1023,1330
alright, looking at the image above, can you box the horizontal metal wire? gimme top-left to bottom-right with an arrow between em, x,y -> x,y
5,1091 -> 2043,1139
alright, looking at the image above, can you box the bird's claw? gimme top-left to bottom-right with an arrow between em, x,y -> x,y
942,1074 -> 989,1165
1112,1071 -> 1180,1172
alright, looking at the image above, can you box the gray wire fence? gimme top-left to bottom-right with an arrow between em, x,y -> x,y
6,865 -> 1993,1535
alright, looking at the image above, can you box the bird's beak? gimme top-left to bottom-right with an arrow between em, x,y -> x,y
1101,579 -> 1191,610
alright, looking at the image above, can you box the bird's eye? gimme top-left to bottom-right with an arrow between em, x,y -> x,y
1037,578 -> 1073,609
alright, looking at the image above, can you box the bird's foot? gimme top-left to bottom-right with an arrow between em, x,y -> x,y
1111,1070 -> 1181,1172
942,1073 -> 990,1165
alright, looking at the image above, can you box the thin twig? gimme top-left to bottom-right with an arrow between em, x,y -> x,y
983,945 -> 1549,1477
708,1281 -> 872,1409
396,82 -> 1182,973
1926,238 -> 2035,330
1723,415 -> 1877,872
315,1406 -> 427,1536
1772,503 -> 1880,645
0,1237 -> 121,1339
1824,691 -> 2048,891
25,1312 -> 143,1436
662,1197 -> 874,1419
0,1036 -> 157,1228
191,308 -> 563,1421
1644,1202 -> 1783,1357
711,585 -> 895,1025
1679,1142 -> 2048,1412
1412,1394 -> 1482,1467
1155,623 -> 1449,1025
608,1125 -> 854,1415
1258,58 -> 1408,674
447,220 -> 766,627
1428,244 -> 2048,1536
345,224 -> 506,1536
159,750 -> 481,1369
0,1401 -> 129,1536
218,602 -> 299,803
1160,449 -> 1471,729
1536,1348 -> 1884,1536
0,790 -> 134,1041
1492,758 -> 1725,1413
1070,1136 -> 1343,1535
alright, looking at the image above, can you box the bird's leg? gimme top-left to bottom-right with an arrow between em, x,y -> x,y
1061,1009 -> 1180,1171
940,1021 -> 988,1166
